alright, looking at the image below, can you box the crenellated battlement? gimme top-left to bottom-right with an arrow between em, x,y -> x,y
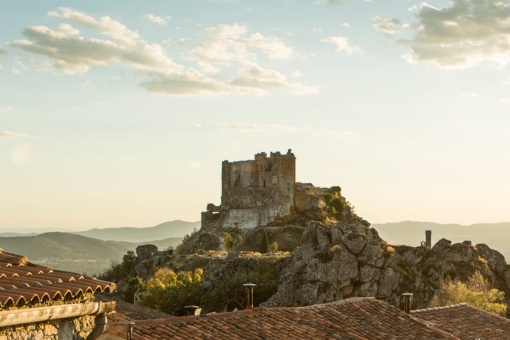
202,150 -> 296,229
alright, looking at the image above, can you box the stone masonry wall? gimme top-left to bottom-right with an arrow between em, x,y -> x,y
203,150 -> 296,230
0,314 -> 96,340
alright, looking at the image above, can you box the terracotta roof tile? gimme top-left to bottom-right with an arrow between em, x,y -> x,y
0,249 -> 116,308
106,298 -> 457,339
96,295 -> 173,323
411,303 -> 510,339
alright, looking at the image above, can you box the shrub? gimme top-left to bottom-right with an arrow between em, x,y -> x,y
223,232 -> 242,252
141,268 -> 205,315
429,272 -> 507,316
268,242 -> 278,253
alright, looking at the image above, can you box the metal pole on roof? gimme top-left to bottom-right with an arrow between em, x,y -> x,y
402,293 -> 413,314
125,321 -> 135,340
243,283 -> 256,309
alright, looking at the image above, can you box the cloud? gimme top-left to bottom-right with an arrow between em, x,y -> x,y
0,49 -> 5,58
0,107 -> 17,115
0,131 -> 29,138
188,24 -> 293,67
246,33 -> 293,59
221,123 -> 296,132
460,92 -> 479,97
48,7 -> 139,43
11,8 -> 314,96
222,123 -> 355,136
321,36 -> 360,54
229,66 -> 318,94
372,17 -> 401,35
140,71 -> 228,96
403,0 -> 510,68
144,14 -> 170,26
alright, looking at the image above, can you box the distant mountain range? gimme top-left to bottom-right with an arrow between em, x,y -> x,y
74,220 -> 200,242
0,220 -> 199,275
4,219 -> 507,275
372,221 -> 510,260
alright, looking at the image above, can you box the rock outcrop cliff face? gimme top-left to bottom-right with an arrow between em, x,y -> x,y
263,220 -> 510,310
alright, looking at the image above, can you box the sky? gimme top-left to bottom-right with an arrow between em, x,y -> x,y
1,0 -> 510,230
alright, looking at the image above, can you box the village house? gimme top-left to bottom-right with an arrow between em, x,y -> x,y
0,248 -> 116,339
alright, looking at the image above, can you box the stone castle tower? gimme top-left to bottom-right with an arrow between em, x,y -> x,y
202,150 -> 296,229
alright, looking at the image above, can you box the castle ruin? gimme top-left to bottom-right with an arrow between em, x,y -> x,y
202,150 -> 296,229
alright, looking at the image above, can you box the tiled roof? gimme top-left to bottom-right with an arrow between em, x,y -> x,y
104,297 -> 456,339
0,249 -> 115,308
95,295 -> 173,323
412,303 -> 510,339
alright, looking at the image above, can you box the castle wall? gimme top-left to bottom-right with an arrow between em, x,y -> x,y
222,208 -> 260,229
207,150 -> 296,230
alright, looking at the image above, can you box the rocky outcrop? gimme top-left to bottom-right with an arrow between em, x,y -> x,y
263,220 -> 510,310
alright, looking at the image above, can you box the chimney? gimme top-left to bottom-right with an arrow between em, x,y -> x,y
425,230 -> 432,248
184,305 -> 201,316
243,283 -> 256,309
402,293 -> 413,314
125,322 -> 135,340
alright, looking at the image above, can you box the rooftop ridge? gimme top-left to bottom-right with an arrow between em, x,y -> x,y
411,302 -> 469,313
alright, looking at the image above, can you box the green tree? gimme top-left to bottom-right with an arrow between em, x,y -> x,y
122,250 -> 136,275
430,272 -> 507,316
124,276 -> 146,304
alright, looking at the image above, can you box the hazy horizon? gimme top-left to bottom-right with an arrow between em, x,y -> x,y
1,1 -> 509,229
3,219 -> 510,235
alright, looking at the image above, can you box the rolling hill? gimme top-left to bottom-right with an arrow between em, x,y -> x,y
372,221 -> 510,260
0,220 -> 199,275
0,232 -> 183,275
75,220 -> 199,242
0,232 -> 134,274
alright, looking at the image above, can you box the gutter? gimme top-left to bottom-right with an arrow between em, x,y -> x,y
0,301 -> 115,328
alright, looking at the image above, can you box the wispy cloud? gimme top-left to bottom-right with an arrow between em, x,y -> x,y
189,24 -> 293,67
144,14 -> 170,26
221,123 -> 296,132
229,66 -> 318,95
401,0 -> 510,68
221,123 -> 355,136
0,49 -> 6,58
372,17 -> 401,35
321,36 -> 360,54
0,107 -> 17,115
0,131 -> 30,138
11,8 -> 316,96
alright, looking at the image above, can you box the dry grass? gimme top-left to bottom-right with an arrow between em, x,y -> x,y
478,256 -> 488,264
